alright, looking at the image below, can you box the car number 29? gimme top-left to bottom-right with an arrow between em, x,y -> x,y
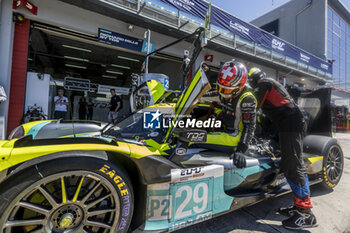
174,182 -> 209,219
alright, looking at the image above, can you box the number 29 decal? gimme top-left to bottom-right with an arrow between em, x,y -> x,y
147,179 -> 213,221
174,182 -> 208,219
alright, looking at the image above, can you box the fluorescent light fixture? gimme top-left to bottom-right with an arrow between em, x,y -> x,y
62,44 -> 92,53
117,56 -> 139,62
102,75 -> 118,79
60,27 -> 96,37
65,64 -> 87,69
64,56 -> 89,62
106,70 -> 123,75
27,58 -> 33,61
111,64 -> 131,69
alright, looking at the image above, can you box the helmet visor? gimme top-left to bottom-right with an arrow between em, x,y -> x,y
216,83 -> 240,95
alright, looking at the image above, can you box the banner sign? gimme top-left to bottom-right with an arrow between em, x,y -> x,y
98,28 -> 155,54
13,0 -> 38,15
159,0 -> 332,73
98,84 -> 130,95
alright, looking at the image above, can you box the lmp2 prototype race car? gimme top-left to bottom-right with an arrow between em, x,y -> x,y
0,28 -> 344,233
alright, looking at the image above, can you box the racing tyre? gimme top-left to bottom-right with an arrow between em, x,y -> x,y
0,157 -> 134,233
320,143 -> 344,189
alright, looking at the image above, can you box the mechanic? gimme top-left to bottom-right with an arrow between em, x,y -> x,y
248,67 -> 317,230
108,89 -> 122,123
53,88 -> 69,120
213,61 -> 257,168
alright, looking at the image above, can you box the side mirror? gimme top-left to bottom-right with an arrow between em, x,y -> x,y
178,129 -> 207,143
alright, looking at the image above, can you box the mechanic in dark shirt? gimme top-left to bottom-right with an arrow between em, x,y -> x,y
108,89 -> 121,123
214,61 -> 257,168
248,67 -> 317,230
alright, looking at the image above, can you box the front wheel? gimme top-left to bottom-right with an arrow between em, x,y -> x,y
0,157 -> 134,233
320,144 -> 344,189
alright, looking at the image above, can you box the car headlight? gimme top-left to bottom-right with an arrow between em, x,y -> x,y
8,125 -> 24,139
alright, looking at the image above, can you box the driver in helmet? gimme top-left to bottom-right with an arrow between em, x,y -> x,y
214,61 -> 257,168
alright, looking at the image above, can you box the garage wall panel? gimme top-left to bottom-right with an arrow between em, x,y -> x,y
7,19 -> 30,136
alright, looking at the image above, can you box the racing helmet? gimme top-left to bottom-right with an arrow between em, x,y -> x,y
217,61 -> 248,99
248,67 -> 266,88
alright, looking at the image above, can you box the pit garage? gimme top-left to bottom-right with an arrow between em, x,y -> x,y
25,21 -> 184,122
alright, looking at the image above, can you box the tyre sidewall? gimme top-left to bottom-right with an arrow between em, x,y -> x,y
321,142 -> 344,188
0,157 -> 134,233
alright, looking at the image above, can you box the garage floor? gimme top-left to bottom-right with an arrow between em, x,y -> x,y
180,133 -> 350,233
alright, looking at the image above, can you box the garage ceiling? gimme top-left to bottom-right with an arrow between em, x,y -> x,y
27,22 -> 148,87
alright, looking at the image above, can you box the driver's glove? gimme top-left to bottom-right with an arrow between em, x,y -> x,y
236,142 -> 248,153
232,152 -> 246,168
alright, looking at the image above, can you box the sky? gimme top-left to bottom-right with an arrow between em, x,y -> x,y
212,0 -> 350,22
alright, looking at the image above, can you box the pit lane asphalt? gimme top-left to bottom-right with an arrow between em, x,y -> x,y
180,133 -> 350,233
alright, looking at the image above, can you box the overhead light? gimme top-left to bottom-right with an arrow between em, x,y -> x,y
117,56 -> 139,62
111,64 -> 131,69
62,44 -> 92,53
65,64 -> 87,69
301,78 -> 305,81
102,75 -> 118,79
106,70 -> 123,75
60,27 -> 96,37
27,58 -> 33,61
64,56 -> 89,62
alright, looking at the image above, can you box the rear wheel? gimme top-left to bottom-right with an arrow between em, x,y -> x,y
320,144 -> 344,189
0,157 -> 133,233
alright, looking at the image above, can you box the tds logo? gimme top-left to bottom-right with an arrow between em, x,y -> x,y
186,132 -> 207,142
143,110 -> 162,129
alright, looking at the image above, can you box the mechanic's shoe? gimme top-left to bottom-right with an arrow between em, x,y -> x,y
277,205 -> 298,217
282,210 -> 317,230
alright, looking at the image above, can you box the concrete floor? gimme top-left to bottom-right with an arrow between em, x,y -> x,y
180,133 -> 350,233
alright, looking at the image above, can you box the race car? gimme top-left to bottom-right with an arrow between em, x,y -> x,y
0,28 -> 344,233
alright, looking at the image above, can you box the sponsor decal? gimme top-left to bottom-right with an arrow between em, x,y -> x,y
300,53 -> 311,63
143,111 -> 221,129
122,195 -> 130,217
99,165 -> 129,197
118,217 -> 127,230
169,211 -> 212,232
148,132 -> 160,137
168,0 -> 195,11
13,0 -> 38,15
147,195 -> 171,220
98,28 -> 155,54
321,63 -> 329,70
176,148 -> 187,156
179,168 -> 204,181
99,164 -> 131,230
185,131 -> 207,142
229,21 -> 250,36
272,39 -> 285,52
180,168 -> 202,176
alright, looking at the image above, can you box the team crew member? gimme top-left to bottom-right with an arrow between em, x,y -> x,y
215,61 -> 257,168
53,89 -> 69,120
108,89 -> 121,123
248,68 -> 317,229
